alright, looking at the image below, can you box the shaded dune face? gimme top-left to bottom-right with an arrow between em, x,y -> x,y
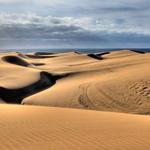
2,56 -> 31,67
0,72 -> 56,103
0,71 -> 68,104
87,52 -> 110,60
31,63 -> 45,66
131,50 -> 146,54
87,53 -> 103,60
26,54 -> 57,59
35,52 -> 55,55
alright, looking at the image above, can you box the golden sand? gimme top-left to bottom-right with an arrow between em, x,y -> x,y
0,50 -> 150,149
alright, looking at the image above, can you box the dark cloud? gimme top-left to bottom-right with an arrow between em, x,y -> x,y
0,21 -> 150,49
101,6 -> 142,12
0,0 -> 150,48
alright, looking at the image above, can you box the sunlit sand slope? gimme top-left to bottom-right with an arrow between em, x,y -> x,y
0,104 -> 150,150
0,50 -> 150,114
22,50 -> 150,114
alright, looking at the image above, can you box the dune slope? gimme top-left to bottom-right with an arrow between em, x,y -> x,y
22,50 -> 150,114
0,104 -> 150,150
0,50 -> 150,114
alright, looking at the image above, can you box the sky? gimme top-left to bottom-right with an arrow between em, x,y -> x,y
0,0 -> 150,49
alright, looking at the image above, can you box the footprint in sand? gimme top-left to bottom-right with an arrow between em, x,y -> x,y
129,80 -> 150,99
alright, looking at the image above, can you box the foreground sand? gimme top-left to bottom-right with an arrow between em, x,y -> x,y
0,104 -> 150,150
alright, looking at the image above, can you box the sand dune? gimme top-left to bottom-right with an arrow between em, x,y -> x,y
0,72 -> 58,103
0,104 -> 150,150
102,49 -> 140,59
0,50 -> 150,114
0,50 -> 150,149
20,50 -> 150,114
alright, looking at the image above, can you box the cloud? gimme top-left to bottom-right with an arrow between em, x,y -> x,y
0,13 -> 91,26
0,0 -> 150,48
0,13 -> 150,49
0,13 -> 149,35
0,0 -> 25,4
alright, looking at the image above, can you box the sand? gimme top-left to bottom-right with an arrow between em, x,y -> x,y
0,49 -> 150,149
0,104 -> 150,150
0,50 -> 150,114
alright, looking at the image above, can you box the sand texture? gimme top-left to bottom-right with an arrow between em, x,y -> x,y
0,104 -> 150,150
1,50 -> 150,114
0,50 -> 150,149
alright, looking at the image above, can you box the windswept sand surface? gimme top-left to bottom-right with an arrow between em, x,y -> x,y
0,50 -> 150,149
0,50 -> 150,114
0,104 -> 150,150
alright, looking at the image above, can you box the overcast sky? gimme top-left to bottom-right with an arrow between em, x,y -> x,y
0,0 -> 150,49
